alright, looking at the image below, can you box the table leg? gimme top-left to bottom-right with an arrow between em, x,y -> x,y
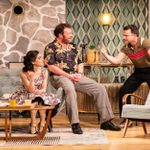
97,67 -> 101,83
5,111 -> 8,142
0,111 -> 9,141
10,109 -> 52,140
9,111 -> 12,140
39,109 -> 52,138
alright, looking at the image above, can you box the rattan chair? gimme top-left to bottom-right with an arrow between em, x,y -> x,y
121,91 -> 150,137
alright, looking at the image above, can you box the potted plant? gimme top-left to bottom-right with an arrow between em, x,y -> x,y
87,45 -> 99,63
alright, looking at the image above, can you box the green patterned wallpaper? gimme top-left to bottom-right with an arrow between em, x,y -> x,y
66,0 -> 148,48
66,0 -> 149,83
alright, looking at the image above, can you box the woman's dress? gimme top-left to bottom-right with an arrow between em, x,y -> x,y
10,68 -> 60,106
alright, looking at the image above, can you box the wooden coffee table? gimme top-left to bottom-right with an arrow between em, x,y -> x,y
0,105 -> 54,141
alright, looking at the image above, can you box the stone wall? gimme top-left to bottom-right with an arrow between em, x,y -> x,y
0,0 -> 65,68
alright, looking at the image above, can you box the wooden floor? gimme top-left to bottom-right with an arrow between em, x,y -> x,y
1,112 -> 150,150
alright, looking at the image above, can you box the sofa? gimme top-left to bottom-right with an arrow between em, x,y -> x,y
0,63 -> 65,118
0,68 -> 22,97
0,63 -> 62,98
0,63 -> 149,116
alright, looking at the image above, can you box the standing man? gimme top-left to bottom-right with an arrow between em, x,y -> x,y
44,23 -> 120,134
101,24 -> 150,127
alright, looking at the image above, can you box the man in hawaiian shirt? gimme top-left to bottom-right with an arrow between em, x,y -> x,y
44,23 -> 120,134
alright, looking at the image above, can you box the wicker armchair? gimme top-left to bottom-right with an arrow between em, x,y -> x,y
121,92 -> 150,137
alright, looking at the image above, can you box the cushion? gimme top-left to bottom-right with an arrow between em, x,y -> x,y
122,104 -> 150,119
0,68 -> 63,97
0,68 -> 22,96
145,91 -> 150,105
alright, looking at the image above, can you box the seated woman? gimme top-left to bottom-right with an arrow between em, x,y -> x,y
10,50 -> 60,134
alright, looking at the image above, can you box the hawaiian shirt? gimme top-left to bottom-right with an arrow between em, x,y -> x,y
44,40 -> 83,73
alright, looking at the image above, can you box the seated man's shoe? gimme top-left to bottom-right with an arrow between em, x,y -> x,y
100,121 -> 121,131
72,123 -> 83,134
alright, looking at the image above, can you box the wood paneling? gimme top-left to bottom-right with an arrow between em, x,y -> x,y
77,83 -> 149,114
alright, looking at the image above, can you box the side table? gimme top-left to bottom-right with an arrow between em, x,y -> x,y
84,63 -> 133,83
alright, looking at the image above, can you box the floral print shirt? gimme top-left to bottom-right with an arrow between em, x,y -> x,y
44,40 -> 83,74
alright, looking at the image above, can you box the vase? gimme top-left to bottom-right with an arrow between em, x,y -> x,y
87,50 -> 99,63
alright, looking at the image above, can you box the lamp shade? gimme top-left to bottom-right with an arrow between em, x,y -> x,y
99,13 -> 112,25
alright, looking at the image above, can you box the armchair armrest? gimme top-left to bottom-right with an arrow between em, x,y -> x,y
122,93 -> 144,105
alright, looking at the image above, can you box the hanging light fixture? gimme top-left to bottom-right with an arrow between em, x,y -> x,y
99,13 -> 112,25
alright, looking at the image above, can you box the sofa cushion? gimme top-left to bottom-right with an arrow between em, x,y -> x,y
0,68 -> 22,96
0,68 -> 60,97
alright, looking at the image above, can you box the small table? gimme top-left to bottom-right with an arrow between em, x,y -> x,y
0,105 -> 54,141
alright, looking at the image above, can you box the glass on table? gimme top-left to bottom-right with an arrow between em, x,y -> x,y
24,99 -> 32,106
9,99 -> 16,107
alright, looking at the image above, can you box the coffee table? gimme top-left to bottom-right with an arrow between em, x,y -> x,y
0,104 -> 54,141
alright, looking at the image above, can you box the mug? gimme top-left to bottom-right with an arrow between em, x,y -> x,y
24,99 -> 31,106
9,99 -> 16,107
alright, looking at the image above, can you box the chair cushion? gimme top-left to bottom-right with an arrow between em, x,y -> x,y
145,91 -> 150,105
122,104 -> 150,119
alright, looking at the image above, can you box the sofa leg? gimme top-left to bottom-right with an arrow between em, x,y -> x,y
97,113 -> 100,124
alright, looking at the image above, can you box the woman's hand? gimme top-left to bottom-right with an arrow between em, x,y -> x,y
34,89 -> 43,95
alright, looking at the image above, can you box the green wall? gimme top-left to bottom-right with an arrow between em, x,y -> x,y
66,0 -> 149,83
66,0 -> 149,52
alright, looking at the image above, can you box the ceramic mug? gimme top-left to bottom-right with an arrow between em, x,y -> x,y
24,99 -> 31,106
9,99 -> 16,107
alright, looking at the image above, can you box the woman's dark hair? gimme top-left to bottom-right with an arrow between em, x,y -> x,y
23,50 -> 39,72
54,23 -> 71,37
123,24 -> 139,36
